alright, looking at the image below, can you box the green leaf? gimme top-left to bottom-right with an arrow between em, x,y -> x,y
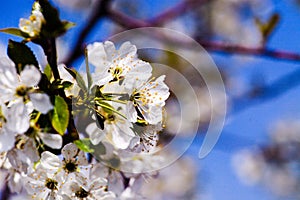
74,139 -> 94,153
44,64 -> 52,80
62,21 -> 76,31
7,40 -> 39,74
62,81 -> 73,89
51,96 -> 69,135
63,67 -> 88,93
0,28 -> 29,38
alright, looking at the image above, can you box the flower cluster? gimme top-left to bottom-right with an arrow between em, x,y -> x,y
82,41 -> 169,152
0,1 -> 171,199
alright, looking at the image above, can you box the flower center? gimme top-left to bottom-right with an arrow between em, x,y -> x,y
106,113 -> 115,122
109,66 -> 123,81
45,178 -> 58,190
63,161 -> 78,173
75,187 -> 89,198
15,85 -> 28,97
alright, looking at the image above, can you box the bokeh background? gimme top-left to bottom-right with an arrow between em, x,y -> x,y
1,0 -> 300,199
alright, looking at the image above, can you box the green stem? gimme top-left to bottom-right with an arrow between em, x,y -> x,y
41,38 -> 79,142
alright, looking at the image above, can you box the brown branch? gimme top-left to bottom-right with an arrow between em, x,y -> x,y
147,0 -> 207,26
107,9 -> 300,63
0,183 -> 10,200
64,0 -> 206,65
199,40 -> 300,62
64,0 -> 112,67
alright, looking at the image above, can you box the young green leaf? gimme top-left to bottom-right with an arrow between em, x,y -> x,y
51,96 -> 69,135
74,139 -> 94,153
0,28 -> 29,39
255,13 -> 280,43
44,64 -> 52,80
63,67 -> 88,93
7,40 -> 39,74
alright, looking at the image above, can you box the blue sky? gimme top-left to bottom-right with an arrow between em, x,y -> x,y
1,0 -> 300,199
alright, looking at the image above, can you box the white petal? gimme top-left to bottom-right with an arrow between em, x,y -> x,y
110,125 -> 132,149
58,64 -> 75,83
20,65 -> 41,87
126,102 -> 137,123
62,143 -> 79,161
8,172 -> 22,193
40,151 -> 61,170
118,41 -> 136,58
77,151 -> 88,166
87,42 -> 107,68
6,101 -> 30,133
86,123 -> 105,145
103,41 -> 116,62
39,132 -> 62,149
29,93 -> 53,114
0,128 -> 15,152
90,177 -> 107,191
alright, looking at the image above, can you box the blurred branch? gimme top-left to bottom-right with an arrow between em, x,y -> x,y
232,68 -> 300,114
64,0 -> 207,65
147,0 -> 208,26
198,40 -> 300,62
0,183 -> 10,200
64,0 -> 112,67
108,9 -> 300,63
64,0 -> 300,65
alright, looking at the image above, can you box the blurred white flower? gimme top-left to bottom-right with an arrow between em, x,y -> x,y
140,156 -> 197,200
232,149 -> 266,185
271,120 -> 300,144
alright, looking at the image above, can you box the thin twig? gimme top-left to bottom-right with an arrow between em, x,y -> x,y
199,40 -> 300,62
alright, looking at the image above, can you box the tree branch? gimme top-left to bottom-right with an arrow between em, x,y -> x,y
107,8 -> 300,63
0,183 -> 10,200
64,0 -> 112,67
231,68 -> 300,114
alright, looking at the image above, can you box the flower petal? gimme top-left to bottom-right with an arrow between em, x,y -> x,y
39,132 -> 62,149
6,101 -> 30,134
62,143 -> 79,161
40,151 -> 61,170
29,93 -> 53,114
0,128 -> 15,152
86,123 -> 105,145
20,65 -> 41,87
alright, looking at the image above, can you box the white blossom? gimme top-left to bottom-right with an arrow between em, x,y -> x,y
39,143 -> 88,177
86,104 -> 135,149
87,41 -> 152,87
127,76 -> 169,125
0,62 -> 53,114
63,174 -> 116,200
19,3 -> 44,38
24,167 -> 65,200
